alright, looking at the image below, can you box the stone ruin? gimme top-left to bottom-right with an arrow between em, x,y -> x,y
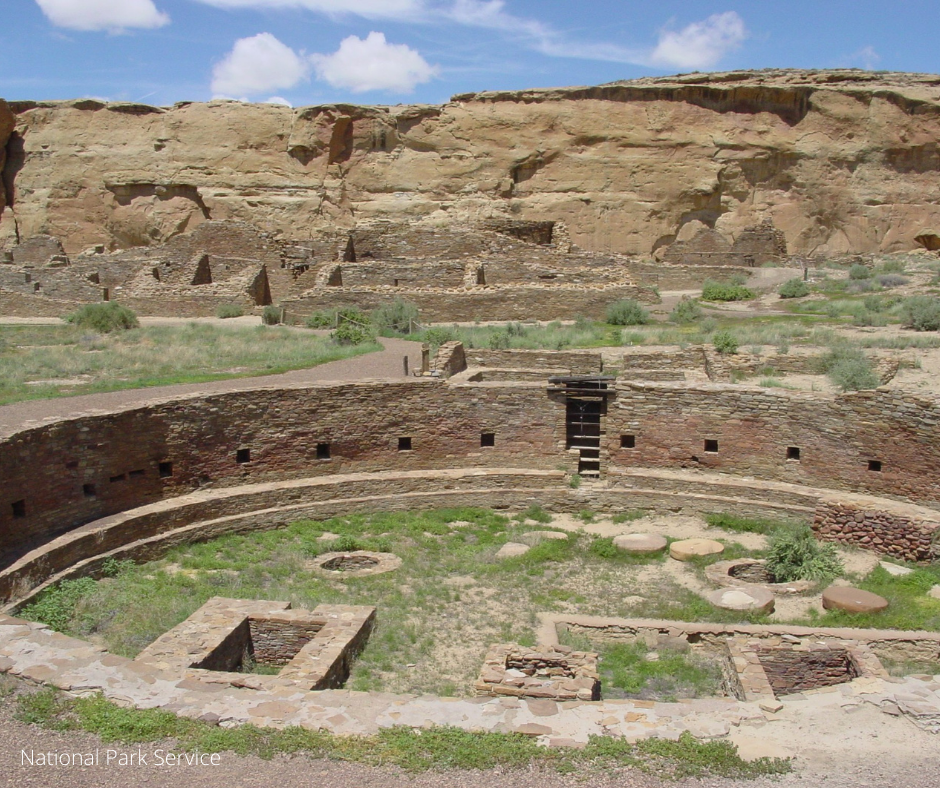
135,597 -> 375,690
657,218 -> 788,267
0,215 -> 793,320
475,643 -> 600,701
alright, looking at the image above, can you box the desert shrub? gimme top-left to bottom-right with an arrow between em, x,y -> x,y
902,296 -> 940,331
606,299 -> 650,326
372,299 -> 420,335
701,280 -> 754,302
765,527 -> 843,583
670,297 -> 704,323
487,331 -> 510,350
305,310 -> 335,329
777,278 -> 810,299
332,322 -> 375,346
877,274 -> 908,288
65,303 -> 139,333
422,326 -> 459,347
848,264 -> 871,280
261,305 -> 282,325
877,259 -> 906,274
215,303 -> 244,319
820,345 -> 880,390
712,330 -> 738,355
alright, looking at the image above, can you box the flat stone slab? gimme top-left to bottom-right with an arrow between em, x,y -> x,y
706,587 -> 775,614
880,561 -> 914,577
822,586 -> 889,614
496,542 -> 530,559
669,538 -> 725,561
928,585 -> 940,601
613,533 -> 668,554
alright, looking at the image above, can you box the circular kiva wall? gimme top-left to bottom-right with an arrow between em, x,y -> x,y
1,378 -> 939,608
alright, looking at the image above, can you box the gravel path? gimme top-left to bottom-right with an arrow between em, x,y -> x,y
0,336 -> 423,438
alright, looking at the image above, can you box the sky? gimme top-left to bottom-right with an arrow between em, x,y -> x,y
0,1 -> 937,107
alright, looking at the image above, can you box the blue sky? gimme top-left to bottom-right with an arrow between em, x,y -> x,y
1,1 -> 937,107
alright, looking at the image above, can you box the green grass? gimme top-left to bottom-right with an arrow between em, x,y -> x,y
590,641 -> 724,702
0,323 -> 380,405
10,685 -> 789,778
704,513 -> 797,536
805,564 -> 940,632
17,507 -> 775,696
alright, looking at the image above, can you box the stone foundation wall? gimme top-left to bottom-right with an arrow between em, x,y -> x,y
756,646 -> 859,695
465,349 -> 602,374
249,617 -> 324,665
813,501 -> 940,562
283,283 -> 657,323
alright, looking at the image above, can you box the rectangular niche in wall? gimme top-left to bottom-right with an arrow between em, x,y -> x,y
620,434 -> 636,449
11,500 -> 25,518
868,460 -> 883,472
704,439 -> 719,453
159,462 -> 173,478
480,432 -> 495,447
398,437 -> 412,451
236,448 -> 251,464
83,484 -> 96,498
316,443 -> 331,460
787,447 -> 801,461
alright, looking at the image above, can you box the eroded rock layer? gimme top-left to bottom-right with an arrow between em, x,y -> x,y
3,70 -> 940,257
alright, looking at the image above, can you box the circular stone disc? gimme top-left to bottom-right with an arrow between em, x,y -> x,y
822,586 -> 889,613
669,538 -> 725,561
496,542 -> 531,559
613,533 -> 668,554
706,586 -> 775,614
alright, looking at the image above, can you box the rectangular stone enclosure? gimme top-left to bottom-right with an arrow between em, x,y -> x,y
135,597 -> 375,690
723,636 -> 886,701
475,644 -> 600,701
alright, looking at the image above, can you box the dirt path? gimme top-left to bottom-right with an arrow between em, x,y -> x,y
0,336 -> 423,438
0,693 -> 934,788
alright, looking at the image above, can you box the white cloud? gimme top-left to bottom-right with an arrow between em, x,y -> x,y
311,32 -> 437,94
35,0 -> 169,31
844,46 -> 881,71
211,33 -> 309,97
266,96 -> 293,106
650,12 -> 747,70
193,0 -> 425,20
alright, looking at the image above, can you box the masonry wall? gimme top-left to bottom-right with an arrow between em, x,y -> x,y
2,379 -> 940,570
0,380 -> 563,563
284,284 -> 657,322
607,383 -> 940,506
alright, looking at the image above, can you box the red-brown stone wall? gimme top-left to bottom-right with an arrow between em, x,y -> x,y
607,383 -> 940,505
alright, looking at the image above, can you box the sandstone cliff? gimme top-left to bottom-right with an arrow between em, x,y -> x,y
3,70 -> 940,258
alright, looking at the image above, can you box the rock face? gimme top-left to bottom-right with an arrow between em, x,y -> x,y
4,70 -> 940,257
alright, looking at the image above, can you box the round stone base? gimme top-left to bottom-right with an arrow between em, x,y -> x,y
822,586 -> 889,613
706,586 -> 775,614
312,551 -> 402,577
669,538 -> 725,561
613,533 -> 668,555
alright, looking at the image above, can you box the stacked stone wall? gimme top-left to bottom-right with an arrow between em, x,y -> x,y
283,283 -> 656,322
813,501 -> 939,562
465,349 -> 602,374
0,381 -> 561,562
2,379 -> 940,574
608,383 -> 940,505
